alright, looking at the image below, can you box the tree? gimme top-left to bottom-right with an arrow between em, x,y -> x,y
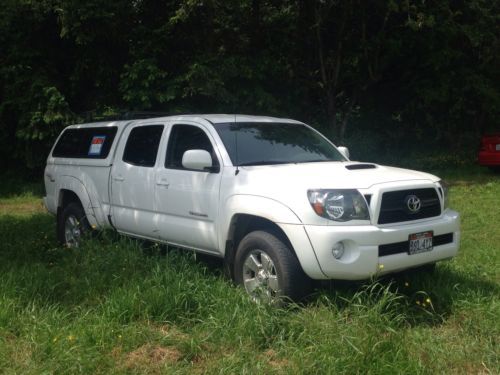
310,0 -> 401,142
0,0 -> 498,172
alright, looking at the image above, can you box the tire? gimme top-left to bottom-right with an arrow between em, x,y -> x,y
57,202 -> 91,247
234,230 -> 311,304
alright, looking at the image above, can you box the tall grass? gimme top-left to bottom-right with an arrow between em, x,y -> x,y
0,168 -> 498,373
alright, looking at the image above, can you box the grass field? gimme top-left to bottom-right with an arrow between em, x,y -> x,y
0,167 -> 498,374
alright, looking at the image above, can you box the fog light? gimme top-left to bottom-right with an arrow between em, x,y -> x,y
332,242 -> 345,259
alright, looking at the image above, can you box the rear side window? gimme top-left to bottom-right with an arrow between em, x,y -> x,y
123,125 -> 164,167
165,124 -> 218,170
52,127 -> 118,158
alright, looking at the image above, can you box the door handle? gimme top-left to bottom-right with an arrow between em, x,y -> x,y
156,179 -> 169,187
113,175 -> 125,182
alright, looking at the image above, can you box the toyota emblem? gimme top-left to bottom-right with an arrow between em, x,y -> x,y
405,195 -> 421,213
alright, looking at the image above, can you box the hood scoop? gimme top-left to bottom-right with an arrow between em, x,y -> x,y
345,163 -> 377,170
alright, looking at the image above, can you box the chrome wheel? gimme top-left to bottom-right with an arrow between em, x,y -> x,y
242,249 -> 280,303
64,215 -> 81,247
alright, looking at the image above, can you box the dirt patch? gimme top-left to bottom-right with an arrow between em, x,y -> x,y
155,323 -> 188,341
157,324 -> 170,336
124,344 -> 182,370
3,336 -> 33,369
110,346 -> 122,359
0,200 -> 45,216
264,349 -> 291,370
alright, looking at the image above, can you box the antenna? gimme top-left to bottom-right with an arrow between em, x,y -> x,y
234,114 -> 240,175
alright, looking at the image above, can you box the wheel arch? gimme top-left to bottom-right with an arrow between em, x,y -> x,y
58,189 -> 81,209
220,195 -> 325,280
223,214 -> 299,279
56,176 -> 98,227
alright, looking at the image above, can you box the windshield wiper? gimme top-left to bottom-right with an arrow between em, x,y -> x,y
297,159 -> 336,163
237,160 -> 291,166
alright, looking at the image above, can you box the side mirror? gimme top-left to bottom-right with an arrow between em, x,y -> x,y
182,149 -> 217,172
337,146 -> 350,160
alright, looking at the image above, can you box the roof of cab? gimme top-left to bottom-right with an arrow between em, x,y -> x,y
66,114 -> 303,129
175,114 -> 303,125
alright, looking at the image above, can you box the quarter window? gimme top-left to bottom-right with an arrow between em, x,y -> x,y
52,127 -> 118,159
165,125 -> 218,170
123,125 -> 164,167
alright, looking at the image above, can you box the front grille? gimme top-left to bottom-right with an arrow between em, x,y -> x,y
378,188 -> 441,224
379,233 -> 454,257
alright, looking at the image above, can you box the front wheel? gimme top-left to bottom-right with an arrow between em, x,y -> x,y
57,202 -> 91,247
234,231 -> 311,304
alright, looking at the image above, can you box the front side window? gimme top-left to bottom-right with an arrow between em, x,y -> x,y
52,126 -> 118,159
123,125 -> 164,167
214,122 -> 345,166
165,124 -> 218,170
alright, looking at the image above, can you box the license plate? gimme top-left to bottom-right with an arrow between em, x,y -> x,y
496,144 -> 500,151
408,231 -> 433,255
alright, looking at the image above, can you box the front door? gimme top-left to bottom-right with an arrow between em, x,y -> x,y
154,122 -> 222,252
110,123 -> 164,237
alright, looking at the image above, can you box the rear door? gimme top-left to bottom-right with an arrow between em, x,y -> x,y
110,123 -> 164,237
154,122 -> 222,252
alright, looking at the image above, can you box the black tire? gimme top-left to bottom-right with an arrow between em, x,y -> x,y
57,202 -> 91,247
234,230 -> 311,304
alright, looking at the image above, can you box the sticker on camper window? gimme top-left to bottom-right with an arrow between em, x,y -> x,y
88,135 -> 106,156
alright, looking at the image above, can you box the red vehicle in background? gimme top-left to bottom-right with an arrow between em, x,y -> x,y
478,133 -> 500,171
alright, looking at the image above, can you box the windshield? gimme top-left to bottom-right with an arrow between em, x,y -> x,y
214,122 -> 346,166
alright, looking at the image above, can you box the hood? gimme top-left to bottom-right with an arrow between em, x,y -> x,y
237,161 -> 438,191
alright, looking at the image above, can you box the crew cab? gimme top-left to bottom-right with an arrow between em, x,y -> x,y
44,115 -> 460,302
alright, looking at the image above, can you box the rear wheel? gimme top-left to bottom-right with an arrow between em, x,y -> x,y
234,230 -> 311,304
57,202 -> 91,247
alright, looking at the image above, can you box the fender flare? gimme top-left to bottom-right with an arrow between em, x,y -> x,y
219,195 -> 325,279
56,175 -> 99,227
220,195 -> 302,240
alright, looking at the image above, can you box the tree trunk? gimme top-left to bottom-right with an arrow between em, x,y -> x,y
327,92 -> 338,140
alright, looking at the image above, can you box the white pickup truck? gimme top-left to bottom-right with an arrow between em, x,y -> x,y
44,114 -> 460,302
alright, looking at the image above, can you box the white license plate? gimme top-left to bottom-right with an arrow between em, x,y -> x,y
408,231 -> 433,255
496,144 -> 500,151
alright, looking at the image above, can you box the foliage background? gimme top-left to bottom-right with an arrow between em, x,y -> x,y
1,0 -> 499,173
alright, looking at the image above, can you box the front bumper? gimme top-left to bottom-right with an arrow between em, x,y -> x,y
293,210 -> 460,280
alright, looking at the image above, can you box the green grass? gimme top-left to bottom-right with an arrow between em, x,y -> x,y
0,167 -> 499,374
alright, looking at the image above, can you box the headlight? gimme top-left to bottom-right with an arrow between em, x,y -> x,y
307,189 -> 370,221
438,180 -> 449,209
